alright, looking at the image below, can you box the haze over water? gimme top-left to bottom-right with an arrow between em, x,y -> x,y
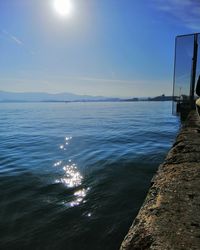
0,101 -> 179,250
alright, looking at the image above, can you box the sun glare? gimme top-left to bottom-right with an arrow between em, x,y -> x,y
53,0 -> 73,17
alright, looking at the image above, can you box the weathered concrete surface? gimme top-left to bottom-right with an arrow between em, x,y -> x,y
120,111 -> 200,250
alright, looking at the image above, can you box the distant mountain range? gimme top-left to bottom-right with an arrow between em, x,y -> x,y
0,91 -> 173,102
0,91 -> 120,102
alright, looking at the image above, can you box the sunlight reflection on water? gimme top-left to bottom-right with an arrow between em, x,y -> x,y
59,136 -> 73,150
54,136 -> 90,208
53,160 -> 62,167
61,164 -> 83,188
55,163 -> 89,207
70,187 -> 90,207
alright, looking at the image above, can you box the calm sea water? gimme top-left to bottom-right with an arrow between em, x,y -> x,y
0,102 -> 179,250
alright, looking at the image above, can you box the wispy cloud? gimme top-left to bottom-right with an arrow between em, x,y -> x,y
1,29 -> 24,45
0,29 -> 35,55
10,35 -> 24,45
152,0 -> 200,31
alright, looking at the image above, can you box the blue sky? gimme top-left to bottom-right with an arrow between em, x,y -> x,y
0,0 -> 200,97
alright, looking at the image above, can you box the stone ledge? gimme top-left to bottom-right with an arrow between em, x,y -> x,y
120,111 -> 200,250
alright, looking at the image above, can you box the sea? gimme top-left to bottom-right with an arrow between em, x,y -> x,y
0,101 -> 179,250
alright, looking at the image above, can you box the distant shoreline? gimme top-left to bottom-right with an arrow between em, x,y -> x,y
0,91 -> 173,103
0,99 -> 173,103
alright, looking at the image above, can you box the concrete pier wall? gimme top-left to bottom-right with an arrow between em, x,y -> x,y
120,111 -> 200,250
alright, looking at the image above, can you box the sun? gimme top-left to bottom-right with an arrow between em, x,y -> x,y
53,0 -> 73,17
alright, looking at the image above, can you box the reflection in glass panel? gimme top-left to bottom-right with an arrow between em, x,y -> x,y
173,34 -> 194,115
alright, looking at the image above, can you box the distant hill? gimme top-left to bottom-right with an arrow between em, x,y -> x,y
0,91 -> 120,102
123,97 -> 139,102
148,94 -> 173,101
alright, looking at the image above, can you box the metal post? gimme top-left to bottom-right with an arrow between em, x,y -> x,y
172,37 -> 177,114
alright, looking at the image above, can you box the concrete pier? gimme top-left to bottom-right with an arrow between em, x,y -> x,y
120,111 -> 200,250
